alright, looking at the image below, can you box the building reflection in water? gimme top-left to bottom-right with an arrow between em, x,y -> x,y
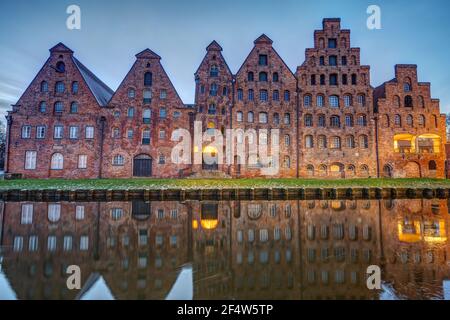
0,198 -> 448,300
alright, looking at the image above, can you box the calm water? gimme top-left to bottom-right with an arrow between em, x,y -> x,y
0,198 -> 449,300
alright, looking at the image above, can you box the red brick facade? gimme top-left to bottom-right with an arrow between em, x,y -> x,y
5,18 -> 447,179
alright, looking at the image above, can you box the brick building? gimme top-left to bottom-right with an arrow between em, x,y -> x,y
4,18 -> 447,179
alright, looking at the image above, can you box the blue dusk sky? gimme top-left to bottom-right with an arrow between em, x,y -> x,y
0,0 -> 449,120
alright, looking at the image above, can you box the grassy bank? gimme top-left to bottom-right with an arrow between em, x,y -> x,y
0,178 -> 448,191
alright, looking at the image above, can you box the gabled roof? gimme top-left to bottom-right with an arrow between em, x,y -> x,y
254,34 -> 273,45
72,57 -> 114,106
49,42 -> 74,54
135,48 -> 161,60
206,40 -> 223,51
194,40 -> 232,76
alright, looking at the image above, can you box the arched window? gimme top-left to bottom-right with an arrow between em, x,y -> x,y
284,113 -> 291,125
236,111 -> 243,122
143,89 -> 152,103
285,134 -> 291,146
143,109 -> 151,123
383,114 -> 390,127
307,165 -> 314,176
304,114 -> 313,127
305,135 -> 314,148
209,83 -> 218,96
319,38 -> 325,48
316,95 -> 324,107
127,107 -> 135,118
383,165 -> 393,178
113,155 -> 125,166
345,114 -> 353,127
284,90 -> 290,102
56,61 -> 65,72
248,89 -> 254,101
48,204 -> 61,222
359,135 -> 369,149
259,72 -> 268,82
303,95 -> 312,107
346,135 -> 355,148
39,101 -> 47,113
418,114 -> 425,127
394,114 -> 402,126
272,72 -> 279,82
260,89 -> 268,102
144,72 -> 152,86
329,95 -> 339,108
40,81 -> 48,92
406,114 -> 413,126
112,127 -> 120,139
318,114 -> 326,127
344,94 -> 352,107
405,95 -> 413,107
259,112 -> 268,123
357,94 -> 366,106
351,74 -> 357,85
403,78 -> 411,92
357,114 -> 367,126
310,75 -> 316,85
319,56 -> 325,65
330,115 -> 340,127
51,153 -> 64,170
208,103 -> 216,115
283,156 -> 291,168
72,81 -> 79,94
272,90 -> 279,101
418,96 -> 425,107
247,111 -> 254,123
347,164 -> 356,175
318,135 -> 327,148
142,129 -> 150,145
318,164 -> 327,176
360,165 -> 369,176
330,136 -> 341,149
429,160 -> 437,171
351,55 -> 357,65
273,113 -> 280,125
54,101 -> 63,113
209,65 -> 218,77
237,88 -> 243,101
394,95 -> 401,107
55,81 -> 65,93
320,74 -> 325,85
247,72 -> 254,81
128,88 -> 135,98
70,102 -> 78,113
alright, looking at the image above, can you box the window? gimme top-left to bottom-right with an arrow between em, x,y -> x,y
127,129 -> 134,139
222,87 -> 228,96
200,85 -> 205,94
13,236 -> 23,252
78,155 -> 87,169
404,82 -> 411,92
320,74 -> 325,85
22,125 -> 31,138
259,112 -> 268,123
284,156 -> 291,168
76,206 -> 85,220
357,115 -> 367,126
329,95 -> 339,108
48,204 -> 61,222
237,111 -> 243,122
318,135 -> 327,148
142,129 -> 151,145
143,90 -> 152,104
54,125 -> 63,139
56,61 -> 65,72
29,236 -> 38,252
303,95 -> 311,107
329,55 -> 337,66
247,72 -> 254,81
284,90 -> 290,102
72,81 -> 79,94
406,115 -> 413,126
394,95 -> 401,107
247,111 -> 254,123
346,135 -> 355,148
128,88 -> 135,98
62,236 -> 73,251
259,72 -> 268,82
318,114 -> 326,127
248,89 -> 254,101
319,56 -> 325,66
273,113 -> 280,125
351,74 -> 357,85
144,72 -> 152,86
344,95 -> 352,107
260,89 -> 268,102
85,126 -> 94,139
209,65 -> 218,77
328,38 -> 337,48
174,111 -> 181,118
272,90 -> 279,101
284,113 -> 291,125
418,115 -> 425,127
341,56 -> 347,65
39,101 -> 46,113
237,89 -> 243,101
47,236 -> 57,251
21,204 -> 33,224
112,127 -> 120,139
394,115 -> 401,126
160,89 -> 167,99
54,101 -> 63,113
51,153 -> 64,170
25,150 -> 37,170
342,74 -> 348,85
330,115 -> 340,127
143,108 -> 151,123
316,95 -> 324,107
159,154 -> 166,164
259,54 -> 268,66
405,95 -> 413,107
356,94 -> 365,106
209,83 -> 218,96
305,135 -> 314,148
208,104 -> 216,115
304,114 -> 313,127
273,72 -> 279,82
310,75 -> 316,85
55,81 -> 65,93
113,155 -> 124,166
69,102 -> 78,113
40,81 -> 48,92
159,108 -> 167,118
329,74 -> 338,85
418,96 -> 425,107
359,135 -> 369,149
260,229 -> 269,242
69,126 -> 79,139
159,130 -> 166,139
80,236 -> 89,251
285,135 -> 291,146
345,114 -> 354,127
330,136 -> 341,149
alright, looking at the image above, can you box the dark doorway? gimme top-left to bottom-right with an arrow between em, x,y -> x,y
133,154 -> 152,177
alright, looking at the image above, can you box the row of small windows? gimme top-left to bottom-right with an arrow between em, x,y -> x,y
24,152 -> 88,170
116,107 -> 179,121
245,71 -> 280,82
303,94 -> 366,108
313,55 -> 355,66
305,164 -> 370,177
13,235 -> 89,252
303,135 -> 369,149
306,73 -> 361,86
199,83 -> 229,96
303,114 -> 368,127
236,227 -> 293,243
127,88 -> 168,101
392,95 -> 425,108
111,127 -> 176,145
40,81 -> 78,94
112,154 -> 166,166
20,203 -> 86,224
236,111 -> 291,125
22,125 -> 94,140
38,101 -> 80,113
382,114 -> 438,128
237,89 -> 291,102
